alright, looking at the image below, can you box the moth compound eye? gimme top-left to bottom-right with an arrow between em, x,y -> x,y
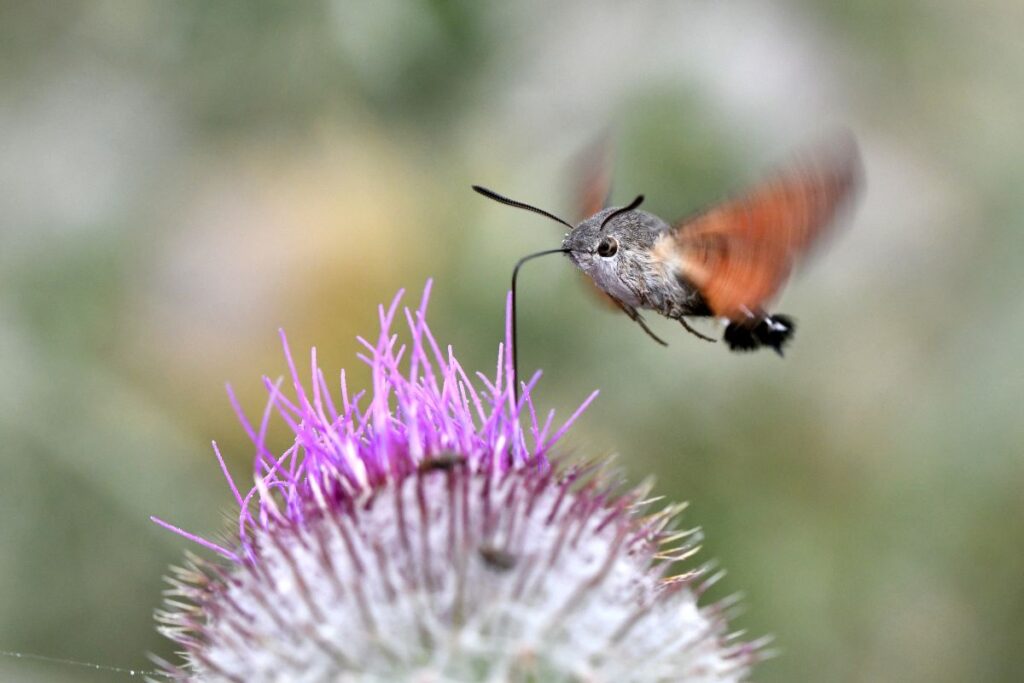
597,237 -> 618,257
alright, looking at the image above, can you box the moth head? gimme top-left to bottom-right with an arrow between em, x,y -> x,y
562,198 -> 655,271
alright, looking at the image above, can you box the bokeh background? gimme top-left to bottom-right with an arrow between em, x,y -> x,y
1,2 -> 1021,681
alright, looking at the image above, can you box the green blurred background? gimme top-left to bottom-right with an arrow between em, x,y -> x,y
1,2 -> 1021,681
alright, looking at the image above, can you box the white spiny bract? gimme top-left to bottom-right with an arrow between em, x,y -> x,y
154,281 -> 760,682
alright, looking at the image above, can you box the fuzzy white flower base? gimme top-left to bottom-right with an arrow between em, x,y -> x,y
168,467 -> 753,683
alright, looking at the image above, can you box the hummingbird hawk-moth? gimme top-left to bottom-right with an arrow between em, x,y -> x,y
473,134 -> 863,392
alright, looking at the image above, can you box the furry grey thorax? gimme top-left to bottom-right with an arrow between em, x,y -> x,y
562,207 -> 704,317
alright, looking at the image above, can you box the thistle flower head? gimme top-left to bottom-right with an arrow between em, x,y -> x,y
154,281 -> 761,682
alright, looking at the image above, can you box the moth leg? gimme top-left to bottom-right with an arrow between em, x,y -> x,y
678,317 -> 717,343
610,298 -> 668,347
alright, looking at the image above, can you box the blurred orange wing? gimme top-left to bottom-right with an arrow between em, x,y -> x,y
575,137 -> 614,222
572,136 -> 621,308
672,136 -> 862,320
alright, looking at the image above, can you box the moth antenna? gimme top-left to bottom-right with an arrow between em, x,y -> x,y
511,248 -> 572,404
599,194 -> 645,232
472,185 -> 575,230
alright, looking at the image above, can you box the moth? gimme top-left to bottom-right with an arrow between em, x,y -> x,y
473,134 -> 862,391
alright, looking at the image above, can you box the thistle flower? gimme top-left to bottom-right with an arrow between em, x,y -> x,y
153,281 -> 762,682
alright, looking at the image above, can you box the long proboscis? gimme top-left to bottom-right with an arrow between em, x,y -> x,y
511,248 -> 572,405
